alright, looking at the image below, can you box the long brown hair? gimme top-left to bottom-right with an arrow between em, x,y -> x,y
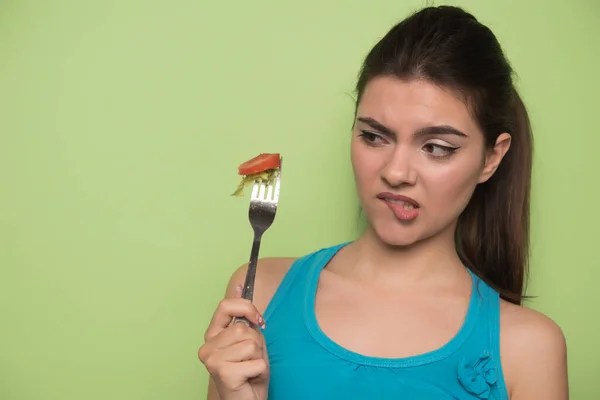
355,6 -> 533,304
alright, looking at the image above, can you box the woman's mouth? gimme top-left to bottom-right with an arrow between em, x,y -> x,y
384,198 -> 417,210
377,193 -> 420,221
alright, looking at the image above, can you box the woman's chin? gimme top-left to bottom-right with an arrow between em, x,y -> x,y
365,214 -> 456,249
369,222 -> 423,248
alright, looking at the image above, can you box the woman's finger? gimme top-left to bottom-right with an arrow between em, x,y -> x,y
210,320 -> 264,350
217,359 -> 269,389
216,338 -> 264,363
204,298 -> 264,341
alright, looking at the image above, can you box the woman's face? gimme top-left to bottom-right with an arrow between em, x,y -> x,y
351,76 -> 510,247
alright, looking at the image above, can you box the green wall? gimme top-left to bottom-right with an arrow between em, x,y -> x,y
1,1 -> 597,398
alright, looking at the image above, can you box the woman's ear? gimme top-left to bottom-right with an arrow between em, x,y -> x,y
478,133 -> 512,183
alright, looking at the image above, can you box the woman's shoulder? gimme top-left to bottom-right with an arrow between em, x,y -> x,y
499,300 -> 568,398
222,243 -> 348,313
499,300 -> 566,360
224,257 -> 298,314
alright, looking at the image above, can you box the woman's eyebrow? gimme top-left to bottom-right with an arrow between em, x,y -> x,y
414,125 -> 468,138
357,116 -> 467,139
357,117 -> 396,137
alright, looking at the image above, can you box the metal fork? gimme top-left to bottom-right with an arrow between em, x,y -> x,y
233,160 -> 282,326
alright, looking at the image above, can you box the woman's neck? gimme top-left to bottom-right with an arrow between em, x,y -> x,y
335,224 -> 466,287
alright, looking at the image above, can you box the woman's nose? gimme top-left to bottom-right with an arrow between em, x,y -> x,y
380,150 -> 417,188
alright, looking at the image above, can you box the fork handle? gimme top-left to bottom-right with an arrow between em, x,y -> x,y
232,235 -> 262,326
241,235 -> 262,301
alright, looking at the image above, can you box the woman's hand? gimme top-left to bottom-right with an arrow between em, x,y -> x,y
198,286 -> 269,400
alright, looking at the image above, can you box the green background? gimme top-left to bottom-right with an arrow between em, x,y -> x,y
1,0 -> 598,398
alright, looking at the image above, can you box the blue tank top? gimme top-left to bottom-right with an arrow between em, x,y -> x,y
261,242 -> 509,399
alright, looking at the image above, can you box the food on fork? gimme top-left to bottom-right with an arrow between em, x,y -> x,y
231,153 -> 281,197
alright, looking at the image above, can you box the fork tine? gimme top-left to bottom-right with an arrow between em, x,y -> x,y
258,182 -> 267,199
250,182 -> 260,199
273,175 -> 281,202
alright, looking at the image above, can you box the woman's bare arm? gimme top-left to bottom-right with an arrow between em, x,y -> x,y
501,302 -> 568,399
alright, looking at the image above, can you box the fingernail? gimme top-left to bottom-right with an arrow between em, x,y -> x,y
257,314 -> 266,329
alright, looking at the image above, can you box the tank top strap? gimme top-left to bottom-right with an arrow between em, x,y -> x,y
463,270 -> 509,400
263,242 -> 349,321
471,271 -> 502,354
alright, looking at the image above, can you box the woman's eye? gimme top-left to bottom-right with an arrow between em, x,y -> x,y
359,131 -> 386,146
422,143 -> 458,158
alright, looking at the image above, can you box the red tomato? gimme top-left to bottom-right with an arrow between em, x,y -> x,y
238,153 -> 281,175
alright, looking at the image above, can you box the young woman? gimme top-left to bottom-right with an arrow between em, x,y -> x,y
198,6 -> 568,400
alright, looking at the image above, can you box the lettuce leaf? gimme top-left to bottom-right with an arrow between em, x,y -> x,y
231,168 -> 278,197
